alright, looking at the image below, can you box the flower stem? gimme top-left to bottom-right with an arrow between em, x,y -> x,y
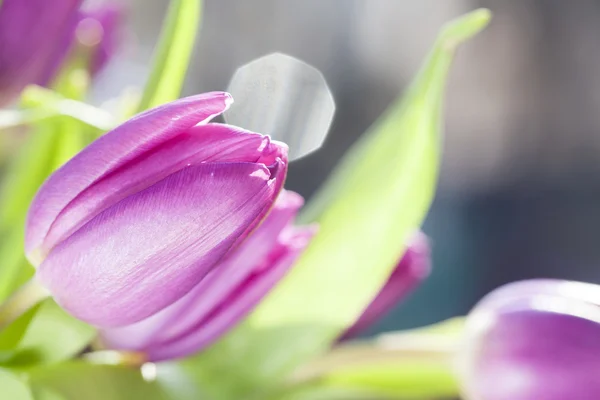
0,278 -> 50,330
290,337 -> 457,384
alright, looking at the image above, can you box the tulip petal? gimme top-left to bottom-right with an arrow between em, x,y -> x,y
340,232 -> 430,339
26,92 -> 233,262
100,190 -> 304,349
37,160 -> 284,327
0,0 -> 82,105
479,279 -> 600,311
147,227 -> 315,361
460,280 -> 600,400
39,123 -> 286,257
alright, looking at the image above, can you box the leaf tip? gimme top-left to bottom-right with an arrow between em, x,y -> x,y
441,8 -> 492,49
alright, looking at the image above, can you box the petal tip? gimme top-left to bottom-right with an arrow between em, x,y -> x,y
283,224 -> 318,249
276,190 -> 304,210
267,157 -> 286,182
223,92 -> 234,108
272,139 -> 289,154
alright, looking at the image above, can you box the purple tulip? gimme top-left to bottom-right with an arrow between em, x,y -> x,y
35,3 -> 123,87
341,232 -> 430,340
99,190 -> 315,361
0,0 -> 80,105
25,92 -> 288,328
0,0 -> 121,106
77,4 -> 123,76
458,279 -> 600,400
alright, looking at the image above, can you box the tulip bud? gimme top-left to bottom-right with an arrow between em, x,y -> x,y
99,190 -> 315,361
458,279 -> 600,400
341,232 -> 430,339
25,92 -> 288,328
0,0 -> 82,105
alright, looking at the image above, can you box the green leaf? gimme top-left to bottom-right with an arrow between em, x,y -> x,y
153,359 -> 379,400
300,8 -> 491,222
137,0 -> 202,111
0,114 -> 93,234
6,300 -> 95,367
0,110 -> 50,130
272,384 -> 383,400
0,120 -> 57,302
289,318 -> 466,399
0,368 -> 33,399
0,86 -> 114,132
0,86 -> 104,302
319,362 -> 457,399
0,125 -> 56,233
20,86 -> 115,131
0,304 -> 41,352
0,126 -> 79,302
154,361 -> 210,399
28,362 -> 168,400
50,116 -> 94,172
188,9 -> 490,399
30,385 -> 67,400
0,228 -> 33,303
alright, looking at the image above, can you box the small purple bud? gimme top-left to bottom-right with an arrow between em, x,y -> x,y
458,279 -> 600,400
26,92 -> 289,328
99,190 -> 316,361
341,232 -> 430,340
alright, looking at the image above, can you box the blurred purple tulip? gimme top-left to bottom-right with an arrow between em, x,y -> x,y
0,0 -> 121,106
78,4 -> 123,76
99,190 -> 315,361
25,92 -> 289,328
458,279 -> 600,400
0,0 -> 80,105
341,232 -> 430,340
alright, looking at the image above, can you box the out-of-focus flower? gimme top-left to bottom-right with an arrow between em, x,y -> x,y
458,279 -> 600,400
99,190 -> 315,361
77,4 -> 123,76
341,232 -> 430,340
0,0 -> 122,106
25,92 -> 288,328
0,0 -> 81,105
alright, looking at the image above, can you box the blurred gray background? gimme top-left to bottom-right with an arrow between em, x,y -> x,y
94,0 -> 600,334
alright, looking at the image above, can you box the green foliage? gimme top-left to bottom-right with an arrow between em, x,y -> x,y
281,318 -> 466,399
5,300 -> 95,368
28,362 -> 168,400
0,368 -> 33,399
0,87 -> 106,302
272,384 -> 384,400
0,304 -> 41,353
30,385 -> 66,400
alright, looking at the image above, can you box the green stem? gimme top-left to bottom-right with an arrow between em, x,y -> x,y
137,0 -> 201,111
290,338 -> 457,384
0,278 -> 50,330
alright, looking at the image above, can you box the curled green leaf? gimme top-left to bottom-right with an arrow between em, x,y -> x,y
188,9 -> 490,399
